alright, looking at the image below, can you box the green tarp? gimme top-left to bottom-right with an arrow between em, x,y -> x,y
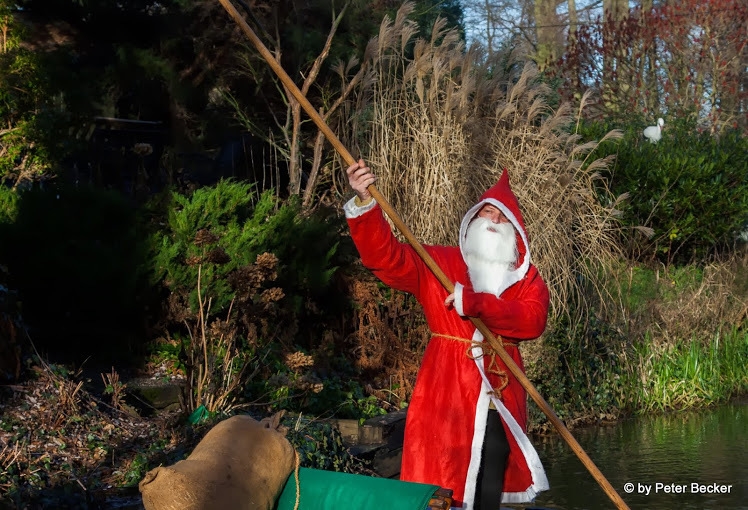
276,467 -> 439,510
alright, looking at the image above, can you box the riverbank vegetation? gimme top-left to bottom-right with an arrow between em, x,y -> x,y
1,0 -> 746,506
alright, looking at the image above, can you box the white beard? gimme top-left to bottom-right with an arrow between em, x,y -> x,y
463,216 -> 518,295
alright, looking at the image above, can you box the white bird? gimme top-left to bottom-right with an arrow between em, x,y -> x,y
643,118 -> 665,143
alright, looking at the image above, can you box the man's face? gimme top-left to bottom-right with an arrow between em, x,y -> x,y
477,204 -> 509,229
463,203 -> 518,293
464,203 -> 517,265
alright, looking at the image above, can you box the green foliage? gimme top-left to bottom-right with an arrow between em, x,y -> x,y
0,5 -> 95,181
121,453 -> 149,487
146,337 -> 184,373
150,180 -> 359,413
244,344 -> 385,421
634,329 -> 748,412
604,262 -> 706,318
0,1 -> 13,30
284,416 -> 366,473
527,262 -> 747,428
527,316 -> 633,428
0,47 -> 41,126
0,43 -> 54,179
0,0 -> 231,185
0,185 -> 17,223
609,263 -> 659,314
151,179 -> 263,313
151,180 -> 352,343
297,374 -> 387,421
580,119 -> 748,264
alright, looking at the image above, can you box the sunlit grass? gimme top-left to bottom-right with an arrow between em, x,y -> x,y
635,328 -> 748,413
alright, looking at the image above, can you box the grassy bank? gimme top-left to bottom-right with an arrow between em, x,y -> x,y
634,328 -> 748,412
526,328 -> 747,433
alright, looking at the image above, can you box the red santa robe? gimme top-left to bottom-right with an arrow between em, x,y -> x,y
344,170 -> 549,508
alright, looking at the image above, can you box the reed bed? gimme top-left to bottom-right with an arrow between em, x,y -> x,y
335,2 -> 625,320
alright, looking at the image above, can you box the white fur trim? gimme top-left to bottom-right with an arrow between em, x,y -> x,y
343,196 -> 377,218
453,282 -> 465,317
460,334 -> 501,509
495,392 -> 549,503
464,329 -> 549,506
459,200 -> 531,297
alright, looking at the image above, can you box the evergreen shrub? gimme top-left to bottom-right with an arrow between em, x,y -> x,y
151,180 -> 357,412
151,180 -> 353,343
580,120 -> 748,264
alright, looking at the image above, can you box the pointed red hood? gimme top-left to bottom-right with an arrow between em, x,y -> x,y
458,169 -> 531,296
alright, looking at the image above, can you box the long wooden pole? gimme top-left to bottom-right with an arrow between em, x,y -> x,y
217,2 -> 630,508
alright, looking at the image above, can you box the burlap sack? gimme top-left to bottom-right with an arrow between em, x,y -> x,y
139,413 -> 296,510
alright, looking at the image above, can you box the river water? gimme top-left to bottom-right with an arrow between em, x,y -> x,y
100,401 -> 746,509
522,400 -> 747,510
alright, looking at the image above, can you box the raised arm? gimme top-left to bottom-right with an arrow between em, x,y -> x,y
344,160 -> 424,296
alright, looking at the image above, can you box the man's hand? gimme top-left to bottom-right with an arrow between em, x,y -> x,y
346,159 -> 376,202
444,293 -> 455,307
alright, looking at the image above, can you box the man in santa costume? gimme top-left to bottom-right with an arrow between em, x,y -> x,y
344,159 -> 550,509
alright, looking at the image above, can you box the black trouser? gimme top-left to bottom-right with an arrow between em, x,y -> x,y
474,409 -> 510,510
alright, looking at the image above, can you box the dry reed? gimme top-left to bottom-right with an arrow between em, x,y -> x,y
182,265 -> 248,414
347,275 -> 428,402
101,368 -> 127,411
646,258 -> 748,345
336,2 -> 625,321
0,440 -> 23,479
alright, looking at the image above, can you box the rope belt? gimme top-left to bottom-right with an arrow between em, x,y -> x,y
431,332 -> 518,399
